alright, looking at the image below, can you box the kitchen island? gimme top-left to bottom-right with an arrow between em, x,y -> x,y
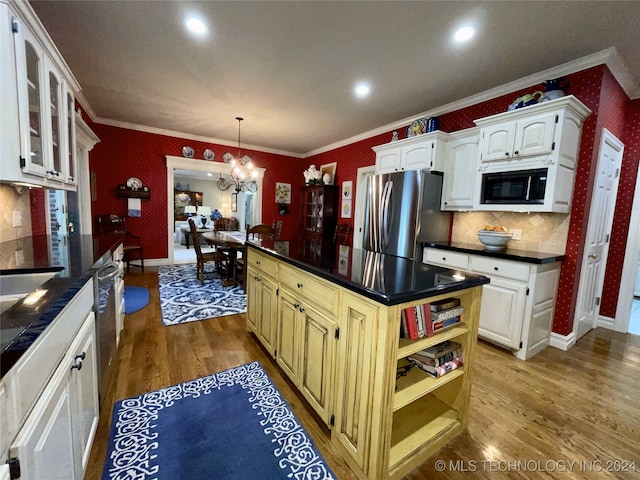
244,240 -> 489,480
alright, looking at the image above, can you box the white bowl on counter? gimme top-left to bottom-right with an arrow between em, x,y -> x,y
477,230 -> 513,250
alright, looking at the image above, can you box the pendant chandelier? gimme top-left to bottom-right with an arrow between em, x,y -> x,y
217,117 -> 258,193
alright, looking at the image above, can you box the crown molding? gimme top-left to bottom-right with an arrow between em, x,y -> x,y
95,117 -> 303,159
72,47 -> 637,160
304,48 -> 638,158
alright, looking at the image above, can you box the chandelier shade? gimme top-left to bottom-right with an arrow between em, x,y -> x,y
217,117 -> 258,193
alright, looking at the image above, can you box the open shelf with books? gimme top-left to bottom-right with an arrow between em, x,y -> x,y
397,324 -> 469,359
386,288 -> 480,480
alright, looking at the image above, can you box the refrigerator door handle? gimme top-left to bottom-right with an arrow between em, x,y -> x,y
381,180 -> 393,247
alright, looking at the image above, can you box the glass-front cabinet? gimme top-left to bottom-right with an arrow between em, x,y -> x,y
3,3 -> 79,190
18,30 -> 47,177
299,185 -> 338,268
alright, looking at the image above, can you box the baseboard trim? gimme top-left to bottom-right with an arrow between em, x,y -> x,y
597,315 -> 616,330
549,331 -> 576,351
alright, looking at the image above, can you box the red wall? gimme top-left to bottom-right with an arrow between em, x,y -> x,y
600,87 -> 640,316
306,65 -> 639,336
84,63 -> 639,336
81,110 -> 303,260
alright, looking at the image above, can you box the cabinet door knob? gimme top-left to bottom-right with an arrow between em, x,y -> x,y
75,352 -> 86,361
442,257 -> 447,261
299,307 -> 305,313
71,359 -> 83,371
514,150 -> 519,155
297,283 -> 303,288
504,152 -> 510,156
293,303 -> 300,309
494,266 -> 499,271
256,260 -> 260,265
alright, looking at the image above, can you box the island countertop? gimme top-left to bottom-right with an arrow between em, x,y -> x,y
246,240 -> 490,306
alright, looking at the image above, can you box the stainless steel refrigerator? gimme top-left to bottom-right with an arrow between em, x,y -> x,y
363,170 -> 451,260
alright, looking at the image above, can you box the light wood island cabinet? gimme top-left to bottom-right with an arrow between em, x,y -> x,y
245,243 -> 488,479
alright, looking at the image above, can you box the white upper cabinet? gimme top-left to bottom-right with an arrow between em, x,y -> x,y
474,96 -> 591,213
479,111 -> 557,162
373,131 -> 449,174
441,128 -> 479,211
1,1 -> 80,189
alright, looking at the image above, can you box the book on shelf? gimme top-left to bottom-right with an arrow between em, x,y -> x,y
412,340 -> 462,366
400,309 -> 408,338
431,297 -> 461,312
416,303 -> 426,338
433,315 -> 461,332
404,306 -> 419,340
401,303 -> 463,340
430,297 -> 461,312
422,303 -> 433,337
431,305 -> 464,322
417,340 -> 462,359
408,355 -> 464,378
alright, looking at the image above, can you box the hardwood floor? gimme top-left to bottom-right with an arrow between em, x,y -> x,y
85,269 -> 640,479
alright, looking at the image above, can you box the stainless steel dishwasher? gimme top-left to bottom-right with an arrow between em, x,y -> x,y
93,256 -> 120,404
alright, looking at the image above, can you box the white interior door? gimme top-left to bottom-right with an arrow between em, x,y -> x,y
353,165 -> 376,250
574,129 -> 624,339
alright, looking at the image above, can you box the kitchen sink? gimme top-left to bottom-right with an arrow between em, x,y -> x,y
0,269 -> 64,315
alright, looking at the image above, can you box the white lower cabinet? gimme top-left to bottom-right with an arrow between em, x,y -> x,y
424,247 -> 560,360
9,311 -> 98,480
477,277 -> 527,349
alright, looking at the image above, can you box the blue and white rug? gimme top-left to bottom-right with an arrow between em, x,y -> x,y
158,264 -> 246,326
103,362 -> 336,480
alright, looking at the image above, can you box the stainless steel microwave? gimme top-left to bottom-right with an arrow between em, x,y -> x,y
480,168 -> 547,205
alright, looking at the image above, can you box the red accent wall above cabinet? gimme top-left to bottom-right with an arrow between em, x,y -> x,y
83,117 -> 302,261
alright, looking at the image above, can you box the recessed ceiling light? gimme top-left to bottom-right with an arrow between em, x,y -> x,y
185,16 -> 207,36
454,25 -> 475,42
354,82 -> 371,98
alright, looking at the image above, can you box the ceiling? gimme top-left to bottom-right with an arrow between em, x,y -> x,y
29,1 -> 640,157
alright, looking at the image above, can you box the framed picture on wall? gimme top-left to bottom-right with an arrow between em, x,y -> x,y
275,182 -> 291,204
320,162 -> 337,185
231,193 -> 237,212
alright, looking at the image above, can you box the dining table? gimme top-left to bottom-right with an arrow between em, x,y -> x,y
200,231 -> 249,286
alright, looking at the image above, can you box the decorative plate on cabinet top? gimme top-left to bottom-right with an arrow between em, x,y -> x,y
182,145 -> 194,158
407,118 -> 428,137
223,152 -> 233,163
126,177 -> 143,190
203,149 -> 215,161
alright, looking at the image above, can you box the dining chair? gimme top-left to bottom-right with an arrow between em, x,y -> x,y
271,220 -> 283,240
235,223 -> 276,287
214,218 -> 231,231
96,214 -> 144,272
188,218 -> 227,283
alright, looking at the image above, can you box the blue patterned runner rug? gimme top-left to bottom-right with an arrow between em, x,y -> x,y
102,362 -> 336,480
158,264 -> 246,326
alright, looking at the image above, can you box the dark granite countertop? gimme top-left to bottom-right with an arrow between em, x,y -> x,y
0,234 -> 123,377
247,241 -> 490,306
423,242 -> 565,264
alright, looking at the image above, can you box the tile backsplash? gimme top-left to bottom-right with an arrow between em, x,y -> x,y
452,211 -> 570,254
0,184 -> 33,243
